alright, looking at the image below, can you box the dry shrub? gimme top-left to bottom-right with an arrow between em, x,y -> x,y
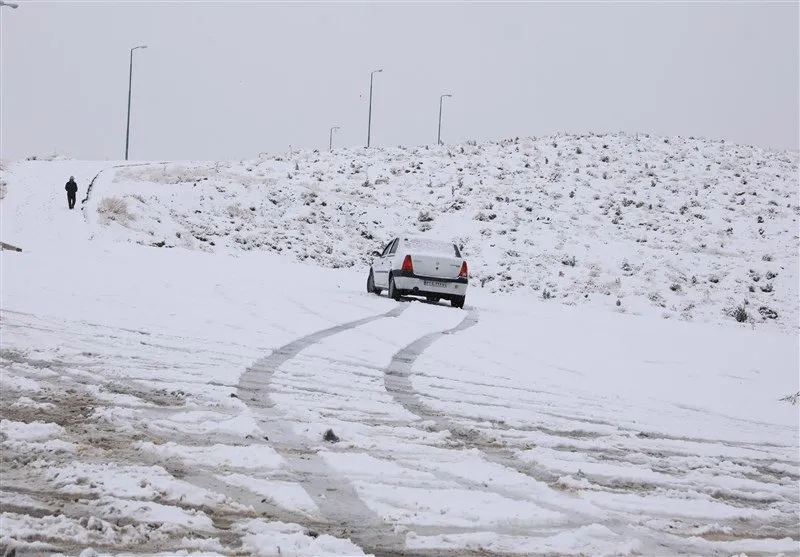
97,196 -> 135,224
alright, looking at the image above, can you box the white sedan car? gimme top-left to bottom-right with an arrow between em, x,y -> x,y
366,236 -> 469,308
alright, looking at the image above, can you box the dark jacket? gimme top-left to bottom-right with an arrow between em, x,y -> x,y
65,180 -> 78,195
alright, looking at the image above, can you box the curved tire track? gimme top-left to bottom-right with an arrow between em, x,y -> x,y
385,308 -> 570,486
383,309 -> 628,512
384,309 -> 608,520
238,303 -> 406,410
5,306 -> 410,555
237,304 -> 410,554
239,303 -> 575,553
384,308 -> 479,429
381,309 -> 732,555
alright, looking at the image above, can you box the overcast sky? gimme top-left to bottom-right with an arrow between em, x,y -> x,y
1,1 -> 797,161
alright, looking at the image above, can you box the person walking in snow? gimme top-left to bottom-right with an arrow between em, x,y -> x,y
65,176 -> 78,209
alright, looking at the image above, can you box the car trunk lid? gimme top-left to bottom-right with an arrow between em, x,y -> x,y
410,253 -> 462,279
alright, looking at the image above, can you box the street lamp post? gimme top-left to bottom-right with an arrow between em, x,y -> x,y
329,126 -> 340,152
125,45 -> 147,160
366,68 -> 382,148
437,94 -> 453,145
0,2 -> 20,8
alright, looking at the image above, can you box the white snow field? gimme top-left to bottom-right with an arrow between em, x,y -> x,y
0,135 -> 798,557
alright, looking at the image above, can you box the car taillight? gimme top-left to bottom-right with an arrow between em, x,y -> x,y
401,255 -> 414,273
459,261 -> 468,278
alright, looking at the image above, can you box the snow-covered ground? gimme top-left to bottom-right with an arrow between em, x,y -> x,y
1,137 -> 798,557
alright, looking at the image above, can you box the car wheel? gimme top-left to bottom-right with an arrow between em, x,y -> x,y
451,295 -> 465,309
388,274 -> 400,301
367,269 -> 381,295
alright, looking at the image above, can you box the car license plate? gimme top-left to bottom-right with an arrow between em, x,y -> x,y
424,280 -> 446,288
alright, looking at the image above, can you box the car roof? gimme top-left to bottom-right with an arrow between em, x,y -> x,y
400,234 -> 453,244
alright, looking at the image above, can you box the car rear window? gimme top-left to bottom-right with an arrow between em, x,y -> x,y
405,239 -> 459,257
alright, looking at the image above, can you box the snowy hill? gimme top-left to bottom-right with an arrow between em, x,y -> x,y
76,132 -> 799,330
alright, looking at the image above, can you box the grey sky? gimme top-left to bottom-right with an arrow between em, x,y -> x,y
1,1 -> 798,161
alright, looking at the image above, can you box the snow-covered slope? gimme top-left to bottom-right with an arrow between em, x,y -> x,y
74,133 -> 799,331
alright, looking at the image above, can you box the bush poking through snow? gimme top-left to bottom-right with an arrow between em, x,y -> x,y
731,304 -> 749,323
97,197 -> 135,225
561,255 -> 577,267
417,210 -> 434,223
542,289 -> 552,300
779,391 -> 800,405
758,306 -> 778,320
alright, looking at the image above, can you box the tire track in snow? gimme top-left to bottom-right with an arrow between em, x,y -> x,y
5,307 -> 412,554
381,310 -> 792,554
385,309 -> 525,456
386,308 -> 545,479
238,303 -> 406,408
383,309 -> 615,524
252,304 -> 595,534
237,304 -> 411,554
384,308 -> 480,426
384,308 -> 608,490
5,307 -> 592,553
2,310 -> 354,553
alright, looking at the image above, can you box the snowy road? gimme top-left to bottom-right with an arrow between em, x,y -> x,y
1,160 -> 798,556
2,298 -> 797,556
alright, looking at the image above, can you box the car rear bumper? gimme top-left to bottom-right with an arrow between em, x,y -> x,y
393,271 -> 467,297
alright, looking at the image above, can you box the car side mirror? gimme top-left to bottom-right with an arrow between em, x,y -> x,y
371,250 -> 382,257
